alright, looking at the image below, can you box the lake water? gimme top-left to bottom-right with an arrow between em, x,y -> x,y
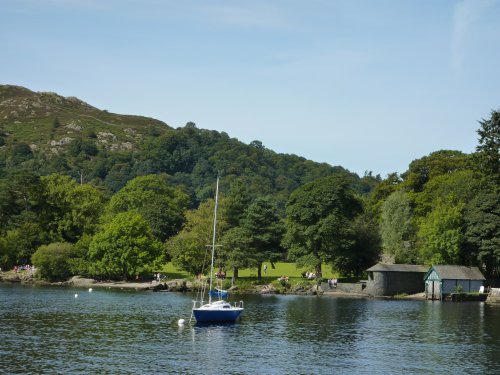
1,284 -> 499,374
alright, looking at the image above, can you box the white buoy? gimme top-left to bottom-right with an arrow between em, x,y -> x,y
88,288 -> 93,293
74,293 -> 78,298
178,319 -> 185,326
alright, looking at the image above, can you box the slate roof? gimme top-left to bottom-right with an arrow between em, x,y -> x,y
429,265 -> 485,281
366,263 -> 429,273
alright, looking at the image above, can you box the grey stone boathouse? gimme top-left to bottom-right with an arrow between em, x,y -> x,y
365,263 -> 428,296
425,265 -> 485,300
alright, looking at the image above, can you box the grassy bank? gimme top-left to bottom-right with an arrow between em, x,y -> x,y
160,262 -> 339,283
161,262 -> 337,278
1,262 -> 345,292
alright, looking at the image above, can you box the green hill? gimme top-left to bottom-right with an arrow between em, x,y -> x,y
0,84 -> 374,203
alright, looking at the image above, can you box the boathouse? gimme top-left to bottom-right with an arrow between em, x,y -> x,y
365,263 -> 428,296
424,265 -> 485,300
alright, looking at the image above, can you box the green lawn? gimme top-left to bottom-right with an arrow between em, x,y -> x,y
160,262 -> 338,281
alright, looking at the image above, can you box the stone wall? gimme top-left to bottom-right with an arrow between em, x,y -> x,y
335,282 -> 365,294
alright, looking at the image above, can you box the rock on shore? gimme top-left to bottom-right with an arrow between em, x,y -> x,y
0,270 -> 36,284
66,276 -> 195,291
486,288 -> 500,304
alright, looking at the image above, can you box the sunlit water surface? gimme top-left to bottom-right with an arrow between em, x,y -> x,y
1,284 -> 499,374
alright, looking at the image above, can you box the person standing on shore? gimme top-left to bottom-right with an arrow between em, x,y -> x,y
264,264 -> 267,274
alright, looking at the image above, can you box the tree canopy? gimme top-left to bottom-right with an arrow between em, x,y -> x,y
379,190 -> 416,263
232,197 -> 284,278
365,112 -> 500,277
282,175 -> 362,277
88,212 -> 162,280
167,198 -> 227,276
475,109 -> 500,185
107,174 -> 190,242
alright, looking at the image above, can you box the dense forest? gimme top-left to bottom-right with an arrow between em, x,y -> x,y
0,85 -> 498,281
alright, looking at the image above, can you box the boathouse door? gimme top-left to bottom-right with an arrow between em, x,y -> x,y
426,280 -> 441,300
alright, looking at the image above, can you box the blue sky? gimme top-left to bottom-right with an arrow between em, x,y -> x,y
2,0 -> 499,177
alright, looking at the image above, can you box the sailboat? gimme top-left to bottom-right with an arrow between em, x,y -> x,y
191,177 -> 244,323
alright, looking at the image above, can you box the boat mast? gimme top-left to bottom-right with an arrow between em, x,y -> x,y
208,176 -> 219,304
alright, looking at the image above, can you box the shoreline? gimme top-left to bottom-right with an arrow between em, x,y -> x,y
63,276 -> 158,291
0,271 -> 427,300
0,272 -> 177,291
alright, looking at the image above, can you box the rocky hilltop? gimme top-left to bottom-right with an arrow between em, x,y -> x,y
0,84 -> 170,155
0,85 -> 95,121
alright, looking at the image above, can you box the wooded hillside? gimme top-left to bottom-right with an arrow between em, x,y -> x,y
0,85 -> 498,281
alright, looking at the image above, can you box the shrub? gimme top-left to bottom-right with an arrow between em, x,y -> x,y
32,242 -> 78,281
454,284 -> 464,293
52,118 -> 61,129
222,279 -> 233,289
294,280 -> 313,288
12,143 -> 32,157
235,279 -> 254,291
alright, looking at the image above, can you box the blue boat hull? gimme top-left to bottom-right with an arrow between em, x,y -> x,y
192,308 -> 243,322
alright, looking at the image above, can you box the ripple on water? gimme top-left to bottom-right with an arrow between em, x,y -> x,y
1,285 -> 499,374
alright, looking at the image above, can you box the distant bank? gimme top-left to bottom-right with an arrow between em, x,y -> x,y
1,270 -> 428,300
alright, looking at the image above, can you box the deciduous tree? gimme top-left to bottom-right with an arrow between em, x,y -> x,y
332,214 -> 380,277
40,174 -> 104,243
379,190 -> 417,263
282,176 -> 362,277
88,212 -> 162,279
107,174 -> 189,242
417,198 -> 464,265
402,150 -> 470,193
167,199 -> 228,276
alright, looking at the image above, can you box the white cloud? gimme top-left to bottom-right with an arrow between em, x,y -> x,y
451,0 -> 498,73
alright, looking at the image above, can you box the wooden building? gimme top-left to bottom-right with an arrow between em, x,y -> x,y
365,263 -> 428,296
424,265 -> 485,300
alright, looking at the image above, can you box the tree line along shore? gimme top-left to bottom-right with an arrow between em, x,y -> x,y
0,85 -> 498,286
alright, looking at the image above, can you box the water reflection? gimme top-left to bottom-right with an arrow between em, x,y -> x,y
1,284 -> 499,374
284,295 -> 368,345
